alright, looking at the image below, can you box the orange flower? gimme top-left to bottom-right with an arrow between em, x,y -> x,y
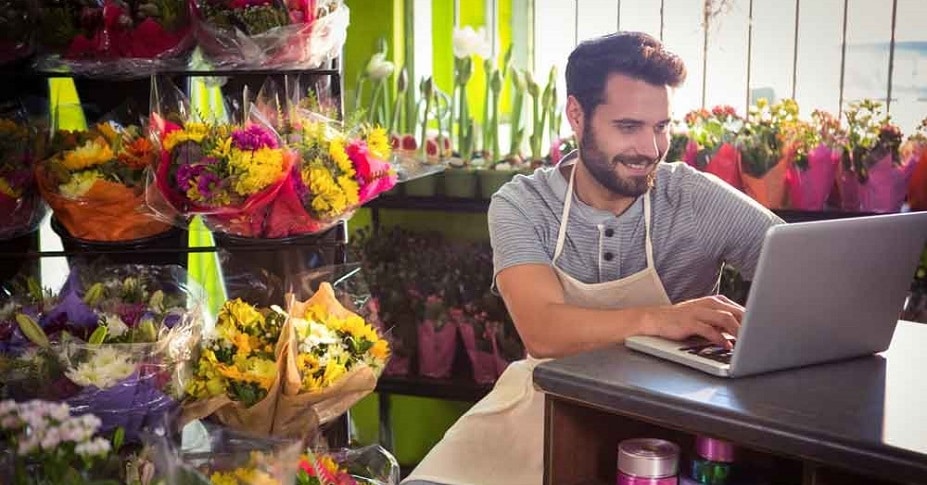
119,137 -> 155,169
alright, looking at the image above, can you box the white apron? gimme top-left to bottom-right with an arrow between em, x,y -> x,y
404,164 -> 672,485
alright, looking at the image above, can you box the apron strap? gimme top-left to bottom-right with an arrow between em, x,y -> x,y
643,191 -> 656,268
552,163 -> 576,263
554,162 -> 656,268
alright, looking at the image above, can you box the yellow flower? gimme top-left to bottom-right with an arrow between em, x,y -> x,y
60,138 -> 114,171
220,299 -> 264,332
328,137 -> 354,175
95,122 -> 119,145
370,339 -> 390,361
210,471 -> 238,485
366,126 -> 391,160
336,175 -> 360,206
210,137 -> 233,159
163,124 -> 208,152
0,178 -> 21,198
322,358 -> 347,387
228,147 -> 284,196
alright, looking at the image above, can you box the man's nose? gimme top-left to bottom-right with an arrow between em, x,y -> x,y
634,131 -> 660,159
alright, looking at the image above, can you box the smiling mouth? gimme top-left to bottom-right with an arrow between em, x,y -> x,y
617,159 -> 656,171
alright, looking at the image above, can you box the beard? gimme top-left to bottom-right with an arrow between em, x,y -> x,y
579,126 -> 662,198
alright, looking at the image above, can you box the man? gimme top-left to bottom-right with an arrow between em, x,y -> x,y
405,32 -> 782,485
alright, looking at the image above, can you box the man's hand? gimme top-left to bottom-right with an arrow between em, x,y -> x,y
641,295 -> 744,347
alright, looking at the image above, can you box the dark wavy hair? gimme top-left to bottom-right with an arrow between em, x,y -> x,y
566,31 -> 687,119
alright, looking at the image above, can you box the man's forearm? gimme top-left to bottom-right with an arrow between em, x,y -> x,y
517,303 -> 652,359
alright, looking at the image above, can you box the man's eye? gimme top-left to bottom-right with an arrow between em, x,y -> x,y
655,124 -> 670,133
617,124 -> 638,133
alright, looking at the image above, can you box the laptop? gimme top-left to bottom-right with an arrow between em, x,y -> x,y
625,211 -> 927,378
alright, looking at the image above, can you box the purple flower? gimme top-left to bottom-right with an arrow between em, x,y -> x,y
176,164 -> 206,191
196,171 -> 222,200
162,310 -> 183,329
116,302 -> 148,327
42,291 -> 99,340
231,125 -> 278,151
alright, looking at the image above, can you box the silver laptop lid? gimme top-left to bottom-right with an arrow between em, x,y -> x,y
729,211 -> 927,377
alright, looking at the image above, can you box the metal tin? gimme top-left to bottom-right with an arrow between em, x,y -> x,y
617,438 -> 680,479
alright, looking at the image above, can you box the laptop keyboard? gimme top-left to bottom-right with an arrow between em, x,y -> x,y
678,337 -> 736,365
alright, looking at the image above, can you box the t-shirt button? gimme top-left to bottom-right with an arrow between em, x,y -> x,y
603,252 -> 614,261
604,228 -> 615,237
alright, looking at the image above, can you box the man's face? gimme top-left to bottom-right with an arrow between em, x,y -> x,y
571,74 -> 673,197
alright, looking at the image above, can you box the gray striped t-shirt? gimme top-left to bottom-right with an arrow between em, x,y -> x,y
487,155 -> 785,303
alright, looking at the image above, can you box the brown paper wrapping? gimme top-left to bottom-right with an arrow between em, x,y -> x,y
36,164 -> 172,241
181,285 -> 379,439
179,319 -> 293,438
740,154 -> 791,209
273,285 -> 378,436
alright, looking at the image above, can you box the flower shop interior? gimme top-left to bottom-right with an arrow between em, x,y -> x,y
1,0 -> 927,483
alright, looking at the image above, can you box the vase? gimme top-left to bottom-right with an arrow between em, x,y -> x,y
51,217 -> 189,269
479,170 -> 516,200
211,222 -> 347,307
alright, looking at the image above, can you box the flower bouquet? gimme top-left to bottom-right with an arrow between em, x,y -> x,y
783,109 -> 844,211
0,0 -> 38,64
275,282 -> 388,438
265,118 -> 396,238
151,118 -> 293,237
3,264 -> 204,442
183,298 -> 287,436
840,100 -> 915,213
35,0 -> 193,76
0,115 -> 44,241
0,400 -> 124,484
683,105 -> 743,189
192,0 -> 349,69
901,117 -> 927,211
36,121 -> 174,243
736,99 -> 798,209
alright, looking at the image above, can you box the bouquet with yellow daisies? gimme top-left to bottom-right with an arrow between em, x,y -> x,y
36,120 -> 170,241
183,298 -> 288,436
151,116 -> 294,237
263,117 -> 397,238
274,282 -> 389,433
183,281 -> 388,439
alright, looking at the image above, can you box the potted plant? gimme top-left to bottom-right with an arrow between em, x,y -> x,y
683,105 -> 743,189
783,109 -> 845,211
840,100 -> 914,213
737,98 -> 798,209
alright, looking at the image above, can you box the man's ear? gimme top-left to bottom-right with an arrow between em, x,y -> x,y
566,95 -> 584,141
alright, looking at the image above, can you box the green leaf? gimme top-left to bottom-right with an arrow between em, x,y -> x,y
112,427 -> 125,453
83,283 -> 105,305
88,326 -> 108,345
16,314 -> 49,348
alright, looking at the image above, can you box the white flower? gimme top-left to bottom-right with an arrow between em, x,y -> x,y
65,347 -> 136,389
296,318 -> 339,351
40,427 -> 61,451
452,25 -> 491,59
103,313 -> 129,338
17,436 -> 39,455
365,52 -> 395,81
75,437 -> 111,458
